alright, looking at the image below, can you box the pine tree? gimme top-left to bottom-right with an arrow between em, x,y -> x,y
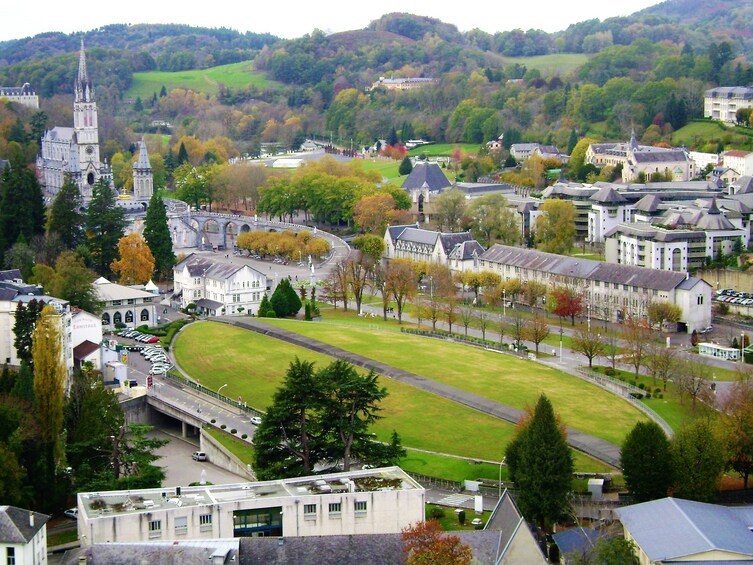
258,293 -> 275,317
399,156 -> 413,176
133,96 -> 144,112
85,178 -> 127,277
505,394 -> 573,529
48,175 -> 83,249
621,422 -> 673,502
567,128 -> 578,154
143,192 -> 175,280
387,126 -> 398,147
177,142 -> 189,165
0,152 -> 46,261
13,299 -> 44,368
159,85 -> 167,97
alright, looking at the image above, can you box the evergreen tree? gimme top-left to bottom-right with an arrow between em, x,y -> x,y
567,128 -> 578,154
165,148 -> 177,174
159,85 -> 167,97
270,279 -> 302,317
177,142 -> 189,165
399,156 -> 414,176
258,293 -> 275,317
150,92 -> 158,107
672,419 -> 725,502
0,153 -> 46,262
10,363 -> 34,401
49,251 -> 102,314
133,96 -> 144,112
13,299 -> 44,368
48,175 -> 83,249
143,192 -> 175,280
621,422 -> 673,502
387,126 -> 398,147
85,178 -> 127,277
505,394 -> 573,529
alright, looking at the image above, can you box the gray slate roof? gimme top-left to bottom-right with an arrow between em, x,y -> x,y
630,149 -> 689,163
401,162 -> 451,192
449,240 -> 485,261
62,540 -> 238,565
634,194 -> 662,212
732,176 -> 753,195
0,269 -> 22,282
175,254 -> 264,280
590,185 -> 627,204
480,244 -> 693,291
386,223 -> 418,242
616,498 -> 753,562
134,138 -> 151,170
0,506 -> 49,543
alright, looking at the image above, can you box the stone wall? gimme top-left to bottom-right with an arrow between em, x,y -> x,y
700,268 -> 753,293
199,427 -> 256,481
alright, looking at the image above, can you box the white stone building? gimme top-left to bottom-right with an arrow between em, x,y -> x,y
723,150 -> 753,177
0,83 -> 39,109
71,308 -> 103,370
77,467 -> 424,546
172,254 -> 269,316
472,244 -> 711,333
36,40 -> 113,198
0,506 -> 49,565
132,137 -> 153,200
384,224 -> 479,265
704,86 -> 753,124
93,277 -> 158,330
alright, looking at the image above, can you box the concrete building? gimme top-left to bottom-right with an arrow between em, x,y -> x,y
0,83 -> 39,109
172,254 -> 269,316
368,77 -> 435,91
0,506 -> 50,565
71,308 -> 104,370
93,277 -> 159,331
616,497 -> 753,564
723,149 -> 753,177
705,86 -> 753,124
77,467 -> 424,546
472,244 -> 711,332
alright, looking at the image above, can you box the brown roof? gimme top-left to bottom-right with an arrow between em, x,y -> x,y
73,340 -> 100,360
725,150 -> 751,158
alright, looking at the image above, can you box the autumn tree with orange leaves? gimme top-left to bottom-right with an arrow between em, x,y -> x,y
111,233 -> 155,285
402,519 -> 472,565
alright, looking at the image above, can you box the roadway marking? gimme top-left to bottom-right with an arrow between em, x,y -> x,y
437,493 -> 473,507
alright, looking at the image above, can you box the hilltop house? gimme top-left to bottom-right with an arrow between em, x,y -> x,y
705,86 -> 753,124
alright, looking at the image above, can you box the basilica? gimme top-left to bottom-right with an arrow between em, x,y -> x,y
36,41 -> 152,200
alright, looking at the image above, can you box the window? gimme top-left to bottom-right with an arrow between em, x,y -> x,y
7,547 -> 15,565
355,501 -> 367,513
328,502 -> 341,515
304,504 -> 316,515
698,295 -> 704,305
101,313 -> 110,325
148,519 -> 162,538
127,299 -> 135,305
199,513 -> 213,532
174,516 -> 187,535
113,312 -> 122,325
141,309 -> 150,321
112,300 -> 122,306
125,311 -> 134,323
143,297 -> 152,303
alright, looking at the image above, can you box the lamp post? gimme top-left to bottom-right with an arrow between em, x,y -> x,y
218,383 -> 228,397
498,458 -> 505,498
503,288 -> 507,318
742,332 -> 745,363
560,322 -> 564,363
587,302 -> 591,332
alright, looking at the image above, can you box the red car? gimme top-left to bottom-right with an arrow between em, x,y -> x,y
145,335 -> 161,344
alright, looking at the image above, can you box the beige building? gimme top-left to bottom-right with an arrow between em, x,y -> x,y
368,77 -> 435,91
77,467 -> 424,546
0,83 -> 39,109
704,86 -> 753,124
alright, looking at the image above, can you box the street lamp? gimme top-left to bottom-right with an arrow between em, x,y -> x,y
741,332 -> 745,363
218,383 -> 228,397
502,288 -> 507,318
498,458 -> 505,498
560,323 -> 564,363
587,302 -> 591,332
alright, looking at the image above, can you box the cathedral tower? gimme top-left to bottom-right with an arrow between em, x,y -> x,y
73,40 -> 101,189
133,137 -> 154,200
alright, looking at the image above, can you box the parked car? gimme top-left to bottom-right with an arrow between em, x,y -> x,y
192,451 -> 207,461
250,416 -> 262,426
145,335 -> 161,344
64,507 -> 78,519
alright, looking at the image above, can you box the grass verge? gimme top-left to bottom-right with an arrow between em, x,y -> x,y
49,529 -> 78,546
205,426 -> 254,465
426,504 -> 492,531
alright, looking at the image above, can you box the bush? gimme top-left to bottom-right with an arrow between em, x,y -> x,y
211,419 -> 216,424
230,428 -> 237,434
549,543 -> 560,563
604,367 -> 616,376
458,509 -> 466,525
630,392 -> 644,399
654,388 -> 661,394
638,383 -> 645,390
428,507 -> 446,520
220,424 -> 227,430
241,434 -> 248,439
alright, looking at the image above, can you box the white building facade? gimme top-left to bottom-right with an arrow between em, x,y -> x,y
78,467 -> 424,546
0,83 -> 39,109
93,278 -> 159,330
0,506 -> 49,565
705,86 -> 753,124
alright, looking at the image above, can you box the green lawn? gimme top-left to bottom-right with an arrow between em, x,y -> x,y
48,529 -> 78,547
126,61 -> 274,99
408,143 -> 481,158
426,504 -> 492,531
671,120 -> 753,150
205,427 -> 254,465
258,318 -> 648,445
358,158 -> 402,182
496,53 -> 589,75
174,322 -> 616,475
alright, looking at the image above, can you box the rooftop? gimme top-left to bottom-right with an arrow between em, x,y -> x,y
93,278 -> 157,302
78,467 -> 422,521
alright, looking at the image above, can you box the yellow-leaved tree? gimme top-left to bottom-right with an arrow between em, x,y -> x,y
111,232 -> 155,285
32,305 -> 66,452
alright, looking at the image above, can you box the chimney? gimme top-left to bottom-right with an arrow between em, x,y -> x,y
29,513 -> 34,528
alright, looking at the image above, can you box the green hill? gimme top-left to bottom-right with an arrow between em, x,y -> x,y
125,60 -> 275,99
496,53 -> 590,76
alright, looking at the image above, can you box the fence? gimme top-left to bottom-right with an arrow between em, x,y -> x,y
400,328 -> 527,359
163,370 -> 264,418
406,472 -> 462,492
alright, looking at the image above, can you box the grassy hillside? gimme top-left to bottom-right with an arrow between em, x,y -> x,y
497,53 -> 589,75
125,61 -> 274,99
408,143 -> 481,157
671,120 -> 753,151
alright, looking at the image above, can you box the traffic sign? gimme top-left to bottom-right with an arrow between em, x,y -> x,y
147,375 -> 153,388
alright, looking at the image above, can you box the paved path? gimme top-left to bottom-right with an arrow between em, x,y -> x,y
215,317 -> 622,467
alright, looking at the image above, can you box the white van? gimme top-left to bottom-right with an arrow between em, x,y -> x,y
192,451 -> 207,461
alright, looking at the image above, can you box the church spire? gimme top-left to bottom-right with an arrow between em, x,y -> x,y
134,137 -> 152,170
75,39 -> 93,102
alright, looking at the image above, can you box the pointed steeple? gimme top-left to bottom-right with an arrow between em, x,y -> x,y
629,127 -> 638,151
134,137 -> 152,170
707,197 -> 721,215
75,39 -> 93,102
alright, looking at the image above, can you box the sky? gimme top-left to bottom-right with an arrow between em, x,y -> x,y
1,0 -> 662,43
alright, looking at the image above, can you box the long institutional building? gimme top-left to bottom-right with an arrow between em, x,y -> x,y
77,467 -> 424,545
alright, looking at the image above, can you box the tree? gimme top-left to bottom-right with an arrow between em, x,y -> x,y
647,301 -> 682,331
535,199 -> 577,254
720,377 -> 753,489
547,286 -> 583,326
399,156 -> 413,176
318,360 -> 387,471
523,280 -> 548,308
510,312 -> 526,350
270,278 -> 302,317
5,240 -> 36,282
85,178 -> 127,277
32,305 -> 66,459
622,317 -> 651,378
345,254 -> 373,315
353,193 -> 405,235
143,192 -> 175,279
672,419 -> 725,502
464,194 -> 520,246
105,423 -> 167,490
676,358 -> 714,413
433,189 -> 467,231
644,343 -> 679,390
621,421 -> 673,502
572,328 -> 606,368
402,520 -> 472,565
48,175 -> 83,249
13,299 -> 44,368
111,233 -> 155,285
506,394 -> 573,529
443,294 -> 459,334
352,234 -> 385,263
385,259 -> 417,323
0,154 -> 46,261
524,313 -> 550,355
48,251 -> 101,314
258,293 -> 275,317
